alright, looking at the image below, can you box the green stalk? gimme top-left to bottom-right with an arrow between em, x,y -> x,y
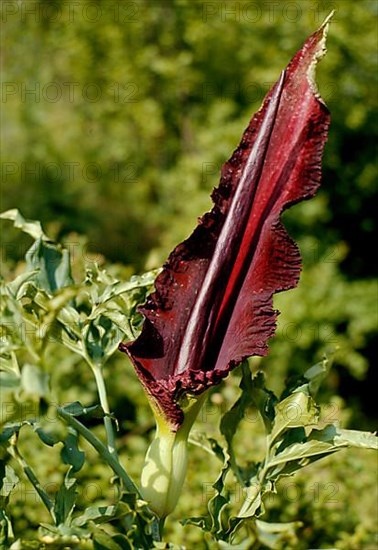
92,364 -> 118,461
57,406 -> 139,495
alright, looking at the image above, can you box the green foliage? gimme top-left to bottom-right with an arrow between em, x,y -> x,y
183,361 -> 377,546
0,212 -> 377,548
0,212 -> 159,548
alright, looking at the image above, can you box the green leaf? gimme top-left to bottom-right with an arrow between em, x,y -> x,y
98,270 -> 158,304
267,440 -> 337,477
0,209 -> 49,240
0,464 -> 18,547
98,309 -> 135,341
181,515 -> 207,530
281,358 -> 329,399
61,401 -> 87,416
182,447 -> 233,539
0,353 -> 20,377
25,238 -> 73,293
0,508 -> 12,548
55,303 -> 81,328
220,363 -> 254,482
237,480 -> 264,519
73,502 -> 130,527
250,371 -> 277,433
311,424 -> 378,450
83,321 -> 107,364
203,443 -> 235,538
237,393 -> 377,522
5,270 -> 39,299
1,209 -> 73,292
220,363 -> 253,444
53,471 -> 77,526
61,431 -> 85,473
112,534 -> 134,550
34,427 -> 60,447
208,466 -> 230,536
0,423 -> 22,443
302,359 -> 329,397
269,392 -> 319,446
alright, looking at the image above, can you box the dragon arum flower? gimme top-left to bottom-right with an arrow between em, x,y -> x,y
120,16 -> 332,518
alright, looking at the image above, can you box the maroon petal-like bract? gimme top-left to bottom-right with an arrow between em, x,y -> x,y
120,19 -> 331,429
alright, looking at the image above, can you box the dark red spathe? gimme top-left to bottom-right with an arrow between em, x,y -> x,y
120,23 -> 331,429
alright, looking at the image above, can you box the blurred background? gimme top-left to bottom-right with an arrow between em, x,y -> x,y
1,0 -> 377,546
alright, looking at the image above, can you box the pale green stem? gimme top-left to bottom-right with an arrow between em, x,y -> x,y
92,364 -> 118,461
81,328 -> 118,462
159,517 -> 166,539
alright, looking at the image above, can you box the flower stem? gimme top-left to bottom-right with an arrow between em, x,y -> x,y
159,517 -> 166,538
92,364 -> 118,461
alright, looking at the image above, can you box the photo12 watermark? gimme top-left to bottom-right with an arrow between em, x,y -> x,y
1,1 -> 140,23
1,81 -> 140,104
1,161 -> 139,185
201,2 -> 339,23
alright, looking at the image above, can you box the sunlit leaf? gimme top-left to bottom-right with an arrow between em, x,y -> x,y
0,209 -> 49,241
311,424 -> 378,450
269,392 -> 319,446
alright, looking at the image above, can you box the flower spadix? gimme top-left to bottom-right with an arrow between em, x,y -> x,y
120,15 -> 332,518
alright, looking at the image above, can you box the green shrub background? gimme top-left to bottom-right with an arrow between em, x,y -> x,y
1,0 -> 377,547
